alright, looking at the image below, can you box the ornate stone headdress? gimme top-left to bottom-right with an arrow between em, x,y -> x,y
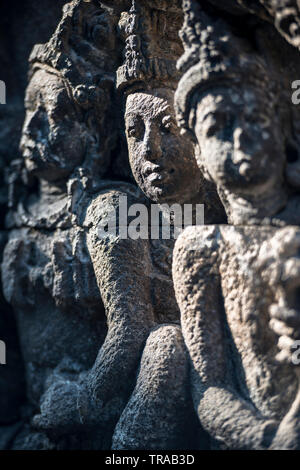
116,0 -> 184,93
200,0 -> 300,49
29,0 -> 118,113
237,0 -> 300,48
10,0 -> 120,214
175,0 -> 280,132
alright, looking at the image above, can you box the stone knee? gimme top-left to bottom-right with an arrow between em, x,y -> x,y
112,324 -> 201,450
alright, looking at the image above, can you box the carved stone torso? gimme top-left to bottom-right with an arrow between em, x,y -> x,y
2,180 -> 181,408
218,226 -> 298,420
3,223 -> 106,406
82,183 -> 181,326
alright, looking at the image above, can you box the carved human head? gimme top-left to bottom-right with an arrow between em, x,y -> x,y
20,0 -> 117,185
190,84 -> 284,195
117,0 -> 205,204
175,4 -> 286,198
124,87 -> 203,204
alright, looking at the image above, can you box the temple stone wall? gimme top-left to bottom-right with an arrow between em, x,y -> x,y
1,0 -> 300,450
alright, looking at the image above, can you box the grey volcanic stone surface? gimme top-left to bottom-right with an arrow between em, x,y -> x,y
173,225 -> 300,449
1,0 -> 300,451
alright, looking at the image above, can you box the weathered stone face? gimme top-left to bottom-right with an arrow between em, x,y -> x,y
20,69 -> 86,182
175,0 -> 300,225
193,86 -> 284,195
125,88 -> 202,204
4,0 -> 300,452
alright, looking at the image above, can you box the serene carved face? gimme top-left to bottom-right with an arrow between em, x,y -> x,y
193,87 -> 284,195
20,69 -> 86,182
125,89 -> 202,203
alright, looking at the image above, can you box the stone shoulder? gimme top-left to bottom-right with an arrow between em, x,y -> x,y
82,181 -> 148,231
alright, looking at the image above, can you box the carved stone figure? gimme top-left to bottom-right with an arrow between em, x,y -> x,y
2,0 -> 124,449
169,0 -> 300,451
173,225 -> 300,450
108,87 -> 211,448
4,0 -> 300,451
83,0 -> 223,449
0,1 -> 72,450
1,0 -> 220,450
175,0 -> 300,225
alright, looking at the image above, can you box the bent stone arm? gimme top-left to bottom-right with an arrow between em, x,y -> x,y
173,226 -> 278,450
84,189 -> 156,417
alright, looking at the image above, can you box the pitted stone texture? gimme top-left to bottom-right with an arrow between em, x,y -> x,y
173,225 -> 300,449
2,0 -> 214,449
1,0 -> 128,449
175,0 -> 300,226
112,325 -> 204,450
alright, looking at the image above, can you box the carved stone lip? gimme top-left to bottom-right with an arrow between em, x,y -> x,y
147,172 -> 164,185
143,164 -> 174,182
143,164 -> 162,177
23,145 -> 44,162
145,169 -> 175,186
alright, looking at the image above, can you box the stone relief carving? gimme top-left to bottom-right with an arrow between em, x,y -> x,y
83,0 -> 222,449
0,0 -> 216,450
173,225 -> 300,449
2,0 -> 124,449
171,0 -> 300,451
175,0 -> 300,225
0,0 -> 70,450
2,0 -> 300,451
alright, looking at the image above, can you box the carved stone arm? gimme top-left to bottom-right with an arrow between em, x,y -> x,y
173,226 -> 278,450
84,188 -> 156,417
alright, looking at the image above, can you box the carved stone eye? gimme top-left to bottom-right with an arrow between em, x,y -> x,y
128,127 -> 137,138
161,116 -> 175,134
202,116 -> 219,138
127,120 -> 145,140
73,85 -> 90,106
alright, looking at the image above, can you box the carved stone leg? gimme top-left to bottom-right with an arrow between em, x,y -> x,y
111,324 -> 204,450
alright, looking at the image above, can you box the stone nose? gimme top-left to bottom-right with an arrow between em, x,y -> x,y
23,108 -> 43,138
233,126 -> 253,151
142,126 -> 163,162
